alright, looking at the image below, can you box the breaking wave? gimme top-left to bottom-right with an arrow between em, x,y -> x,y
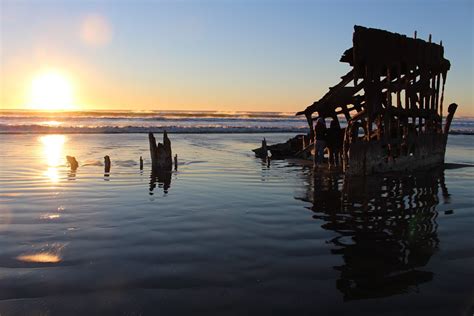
0,110 -> 472,134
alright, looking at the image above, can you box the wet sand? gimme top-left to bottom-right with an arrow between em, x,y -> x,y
0,133 -> 473,315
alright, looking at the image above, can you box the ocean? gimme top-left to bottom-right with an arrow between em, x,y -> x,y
1,110 -> 473,134
0,114 -> 473,315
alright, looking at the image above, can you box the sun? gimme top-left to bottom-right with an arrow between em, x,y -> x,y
29,71 -> 75,110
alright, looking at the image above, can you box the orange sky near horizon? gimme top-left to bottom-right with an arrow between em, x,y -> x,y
0,42 -> 332,114
2,53 -> 472,116
1,50 -> 323,114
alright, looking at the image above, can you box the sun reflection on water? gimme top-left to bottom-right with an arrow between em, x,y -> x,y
44,167 -> 60,182
40,213 -> 61,220
39,135 -> 66,182
16,243 -> 66,263
16,253 -> 62,263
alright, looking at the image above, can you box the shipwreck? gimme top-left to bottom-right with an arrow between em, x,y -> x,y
254,26 -> 458,175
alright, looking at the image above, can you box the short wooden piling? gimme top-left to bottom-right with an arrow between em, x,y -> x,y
104,155 -> 111,173
262,138 -> 268,159
66,156 -> 79,170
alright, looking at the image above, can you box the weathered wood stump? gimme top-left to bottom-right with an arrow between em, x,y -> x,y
262,138 -> 268,158
66,156 -> 79,170
149,131 -> 172,171
104,155 -> 111,173
444,103 -> 458,134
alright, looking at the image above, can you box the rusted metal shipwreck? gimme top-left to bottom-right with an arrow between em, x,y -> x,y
254,26 -> 458,175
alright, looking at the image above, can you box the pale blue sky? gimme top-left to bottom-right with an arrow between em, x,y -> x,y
1,0 -> 473,114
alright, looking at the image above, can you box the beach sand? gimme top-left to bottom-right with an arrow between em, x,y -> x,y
0,133 -> 473,315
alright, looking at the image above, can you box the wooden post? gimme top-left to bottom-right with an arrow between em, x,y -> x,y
364,65 -> 373,141
66,156 -> 79,170
174,154 -> 178,171
418,68 -> 425,133
440,72 -> 447,126
429,74 -> 436,131
384,67 -> 392,142
139,156 -> 143,170
430,75 -> 435,111
395,65 -> 402,141
149,133 -> 157,166
104,155 -> 111,173
435,73 -> 441,130
434,74 -> 440,111
444,103 -> 458,135
149,131 -> 172,171
405,68 -> 410,111
262,138 -> 268,158
396,65 -> 401,109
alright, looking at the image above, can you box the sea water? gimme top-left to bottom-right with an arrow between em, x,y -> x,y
0,132 -> 472,315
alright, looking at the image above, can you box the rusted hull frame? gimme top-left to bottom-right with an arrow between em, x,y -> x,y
344,103 -> 457,175
344,133 -> 447,176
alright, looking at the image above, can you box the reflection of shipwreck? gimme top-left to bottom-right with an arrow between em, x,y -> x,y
254,26 -> 458,175
295,168 -> 448,300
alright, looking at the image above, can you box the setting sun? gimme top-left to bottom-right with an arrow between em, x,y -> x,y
29,71 -> 75,110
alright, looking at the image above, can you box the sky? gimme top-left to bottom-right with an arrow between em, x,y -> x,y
1,0 -> 473,115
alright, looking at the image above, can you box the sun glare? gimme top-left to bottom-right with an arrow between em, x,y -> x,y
29,71 -> 75,110
40,135 -> 66,183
